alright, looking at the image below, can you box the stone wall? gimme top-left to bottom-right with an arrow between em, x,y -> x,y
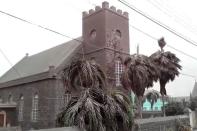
0,126 -> 21,131
189,110 -> 197,129
29,115 -> 190,131
134,115 -> 190,131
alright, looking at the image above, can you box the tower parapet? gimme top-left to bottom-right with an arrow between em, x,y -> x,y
82,1 -> 128,19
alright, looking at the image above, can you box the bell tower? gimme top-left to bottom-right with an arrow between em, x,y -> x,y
82,1 -> 130,84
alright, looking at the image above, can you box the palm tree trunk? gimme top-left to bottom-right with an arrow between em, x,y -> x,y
162,94 -> 166,117
137,96 -> 143,118
160,81 -> 166,117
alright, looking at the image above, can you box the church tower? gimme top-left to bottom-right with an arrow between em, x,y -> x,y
82,1 -> 130,87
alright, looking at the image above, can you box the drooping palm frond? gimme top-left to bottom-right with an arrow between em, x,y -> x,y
145,90 -> 160,109
57,88 -> 132,131
108,90 -> 133,130
150,51 -> 182,95
62,59 -> 107,90
121,54 -> 159,97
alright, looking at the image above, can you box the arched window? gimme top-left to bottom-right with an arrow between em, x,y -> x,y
90,29 -> 96,40
18,95 -> 24,121
115,58 -> 124,86
31,93 -> 39,122
64,91 -> 71,106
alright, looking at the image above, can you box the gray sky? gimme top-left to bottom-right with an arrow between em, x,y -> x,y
0,0 -> 196,97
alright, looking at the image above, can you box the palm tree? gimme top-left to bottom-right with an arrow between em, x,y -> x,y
150,37 -> 182,116
58,59 -> 133,131
56,88 -> 132,131
144,90 -> 160,110
121,54 -> 159,118
62,59 -> 107,90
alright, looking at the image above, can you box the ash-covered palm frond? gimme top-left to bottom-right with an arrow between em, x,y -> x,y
62,59 -> 107,90
121,54 -> 159,97
57,88 -> 132,131
150,51 -> 182,95
110,90 -> 134,130
145,91 -> 160,109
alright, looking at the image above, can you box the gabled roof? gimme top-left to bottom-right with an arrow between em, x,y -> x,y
0,38 -> 82,83
192,82 -> 197,97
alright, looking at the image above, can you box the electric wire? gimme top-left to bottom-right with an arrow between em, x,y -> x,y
0,8 -> 196,79
118,0 -> 197,47
85,0 -> 197,61
147,0 -> 197,35
129,25 -> 197,61
0,48 -> 21,77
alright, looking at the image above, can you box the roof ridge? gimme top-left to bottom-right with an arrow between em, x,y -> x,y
0,37 -> 82,84
27,37 -> 82,58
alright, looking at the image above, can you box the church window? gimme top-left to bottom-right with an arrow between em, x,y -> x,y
115,58 -> 124,86
18,95 -> 24,121
115,30 -> 121,39
31,93 -> 39,122
64,91 -> 71,106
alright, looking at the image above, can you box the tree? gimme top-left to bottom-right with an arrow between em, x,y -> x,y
121,54 -> 159,118
150,38 -> 182,95
144,90 -> 160,110
189,96 -> 197,111
165,101 -> 184,116
56,88 -> 132,131
150,37 -> 182,116
57,59 -> 133,131
62,59 -> 107,90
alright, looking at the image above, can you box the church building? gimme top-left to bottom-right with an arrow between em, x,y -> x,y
0,2 -> 130,130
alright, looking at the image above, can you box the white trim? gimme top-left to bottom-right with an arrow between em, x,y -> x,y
115,59 -> 124,86
31,94 -> 39,122
18,96 -> 24,121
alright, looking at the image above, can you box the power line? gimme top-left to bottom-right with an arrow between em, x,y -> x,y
0,9 -> 196,79
118,0 -> 197,47
147,0 -> 197,35
0,10 -> 82,43
129,25 -> 197,61
0,48 -> 21,77
83,0 -> 197,62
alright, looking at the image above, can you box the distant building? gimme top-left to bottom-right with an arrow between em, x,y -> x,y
0,2 -> 130,131
141,89 -> 168,118
143,98 -> 164,111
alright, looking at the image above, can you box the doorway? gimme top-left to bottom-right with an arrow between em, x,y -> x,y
0,111 -> 6,127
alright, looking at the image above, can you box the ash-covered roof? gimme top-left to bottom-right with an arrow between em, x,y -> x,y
0,38 -> 82,83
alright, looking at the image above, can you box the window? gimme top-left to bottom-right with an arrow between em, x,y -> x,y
64,91 -> 71,106
115,30 -> 121,40
18,95 -> 24,121
115,58 -> 124,86
0,96 -> 2,103
90,29 -> 96,40
143,107 -> 147,111
31,94 -> 39,122
8,94 -> 13,103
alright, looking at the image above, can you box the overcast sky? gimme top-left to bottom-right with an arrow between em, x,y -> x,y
0,0 -> 197,97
